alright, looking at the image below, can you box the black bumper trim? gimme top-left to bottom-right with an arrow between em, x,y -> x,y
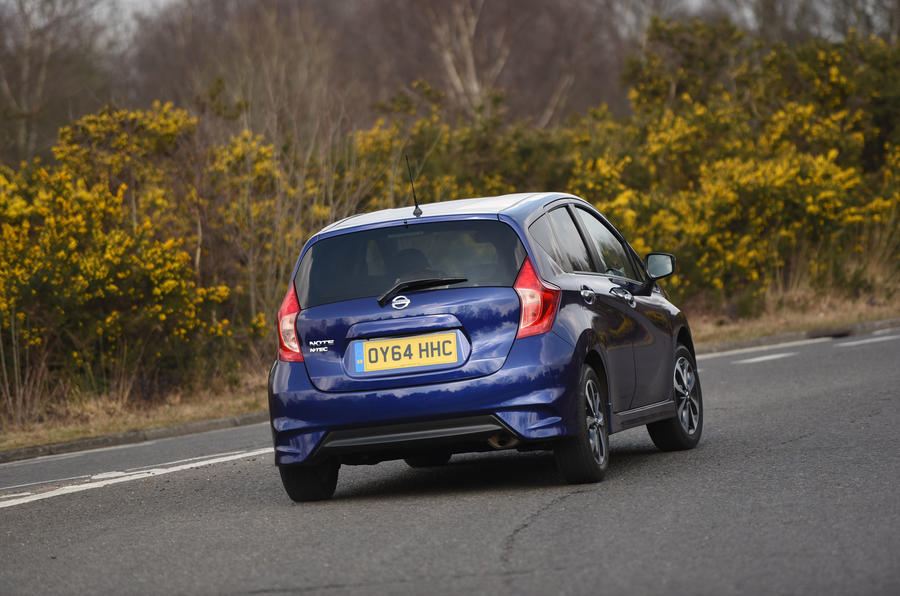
318,415 -> 507,452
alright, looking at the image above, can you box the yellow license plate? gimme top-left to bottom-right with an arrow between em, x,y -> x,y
354,332 -> 458,372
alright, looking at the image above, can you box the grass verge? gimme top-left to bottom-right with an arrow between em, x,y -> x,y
0,374 -> 267,453
686,293 -> 900,345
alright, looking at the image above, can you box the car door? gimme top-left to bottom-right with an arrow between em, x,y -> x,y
527,205 -> 637,414
570,206 -> 675,409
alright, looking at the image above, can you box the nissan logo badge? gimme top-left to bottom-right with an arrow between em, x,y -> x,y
391,295 -> 410,310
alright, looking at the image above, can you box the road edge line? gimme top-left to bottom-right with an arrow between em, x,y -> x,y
0,447 -> 273,509
0,412 -> 268,465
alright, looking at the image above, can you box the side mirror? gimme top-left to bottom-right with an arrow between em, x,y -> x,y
645,252 -> 675,280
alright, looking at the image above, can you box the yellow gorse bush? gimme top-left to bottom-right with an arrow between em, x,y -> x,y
0,163 -> 229,423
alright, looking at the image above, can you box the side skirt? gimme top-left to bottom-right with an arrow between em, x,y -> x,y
609,399 -> 676,434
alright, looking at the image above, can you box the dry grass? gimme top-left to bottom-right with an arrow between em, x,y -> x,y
0,372 -> 268,453
1,291 -> 898,453
687,291 -> 900,345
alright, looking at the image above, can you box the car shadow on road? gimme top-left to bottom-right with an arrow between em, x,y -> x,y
331,442 -> 664,502
335,452 -> 561,502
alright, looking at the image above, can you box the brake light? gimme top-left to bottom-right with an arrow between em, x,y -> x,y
514,258 -> 560,339
277,284 -> 304,362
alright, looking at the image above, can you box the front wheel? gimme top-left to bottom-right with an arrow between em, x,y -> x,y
554,365 -> 609,484
647,344 -> 703,451
279,459 -> 339,502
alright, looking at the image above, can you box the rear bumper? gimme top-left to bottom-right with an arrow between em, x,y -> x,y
268,331 -> 579,466
311,415 -> 512,465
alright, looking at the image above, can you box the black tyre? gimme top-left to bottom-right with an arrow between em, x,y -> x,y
404,452 -> 452,468
279,459 -> 339,502
647,344 -> 703,451
554,364 -> 609,484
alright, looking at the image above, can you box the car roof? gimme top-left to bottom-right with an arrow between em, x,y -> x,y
319,192 -> 580,235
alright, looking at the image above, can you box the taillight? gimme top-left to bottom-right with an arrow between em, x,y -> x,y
277,284 -> 303,362
514,258 -> 560,339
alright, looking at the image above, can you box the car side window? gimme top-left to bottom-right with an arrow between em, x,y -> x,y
528,215 -> 566,274
529,208 -> 593,273
573,208 -> 637,280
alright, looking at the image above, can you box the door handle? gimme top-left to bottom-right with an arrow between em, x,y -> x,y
580,286 -> 595,304
609,286 -> 636,308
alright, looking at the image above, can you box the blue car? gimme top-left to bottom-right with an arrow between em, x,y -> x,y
269,193 -> 703,501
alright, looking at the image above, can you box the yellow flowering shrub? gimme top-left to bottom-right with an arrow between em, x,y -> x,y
577,18 -> 899,308
52,102 -> 199,239
0,164 -> 227,424
672,153 -> 861,297
207,130 -> 289,322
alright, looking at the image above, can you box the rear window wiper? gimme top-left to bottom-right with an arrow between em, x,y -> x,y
377,277 -> 467,306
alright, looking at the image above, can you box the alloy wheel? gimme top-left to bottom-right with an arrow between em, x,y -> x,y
584,377 -> 607,465
674,356 -> 700,435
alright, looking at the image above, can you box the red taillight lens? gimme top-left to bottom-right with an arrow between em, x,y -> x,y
277,285 -> 303,362
513,258 -> 561,339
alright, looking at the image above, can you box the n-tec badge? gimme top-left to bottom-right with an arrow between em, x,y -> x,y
391,295 -> 410,310
308,339 -> 334,353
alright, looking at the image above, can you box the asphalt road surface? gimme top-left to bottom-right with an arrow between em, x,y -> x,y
2,329 -> 899,595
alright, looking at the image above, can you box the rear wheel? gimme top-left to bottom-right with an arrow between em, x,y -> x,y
554,364 -> 609,484
279,459 -> 339,502
404,452 -> 452,468
647,344 -> 703,451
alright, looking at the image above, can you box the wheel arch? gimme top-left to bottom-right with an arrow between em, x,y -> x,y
584,348 -> 610,413
573,326 -> 610,399
676,325 -> 696,359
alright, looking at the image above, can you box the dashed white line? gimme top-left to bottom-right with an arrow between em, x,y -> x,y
834,335 -> 900,348
733,352 -> 798,364
0,447 -> 273,509
697,338 -> 829,361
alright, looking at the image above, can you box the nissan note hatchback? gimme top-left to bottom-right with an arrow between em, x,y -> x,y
269,193 -> 703,501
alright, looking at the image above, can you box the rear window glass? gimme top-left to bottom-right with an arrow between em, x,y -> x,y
295,220 -> 527,308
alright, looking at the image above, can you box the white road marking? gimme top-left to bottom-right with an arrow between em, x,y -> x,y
0,422 -> 270,471
0,440 -> 160,469
0,451 -> 252,492
0,474 -> 90,492
0,447 -> 273,509
834,335 -> 900,348
0,492 -> 34,500
873,328 -> 899,336
697,338 -> 829,361
90,471 -> 129,480
123,450 -> 249,473
733,352 -> 798,364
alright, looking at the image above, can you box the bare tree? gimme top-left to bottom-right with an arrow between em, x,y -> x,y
705,0 -> 900,42
420,0 -> 521,119
214,3 -> 342,323
351,0 -> 643,123
831,0 -> 900,42
0,0 -> 109,164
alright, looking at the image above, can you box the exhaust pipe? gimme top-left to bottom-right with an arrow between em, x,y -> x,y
488,433 -> 519,450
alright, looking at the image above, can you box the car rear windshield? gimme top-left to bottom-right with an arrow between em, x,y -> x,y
295,219 -> 527,308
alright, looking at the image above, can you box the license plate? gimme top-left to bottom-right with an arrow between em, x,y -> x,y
354,332 -> 458,372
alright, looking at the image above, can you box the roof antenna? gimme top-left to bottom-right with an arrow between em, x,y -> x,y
405,154 -> 423,218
